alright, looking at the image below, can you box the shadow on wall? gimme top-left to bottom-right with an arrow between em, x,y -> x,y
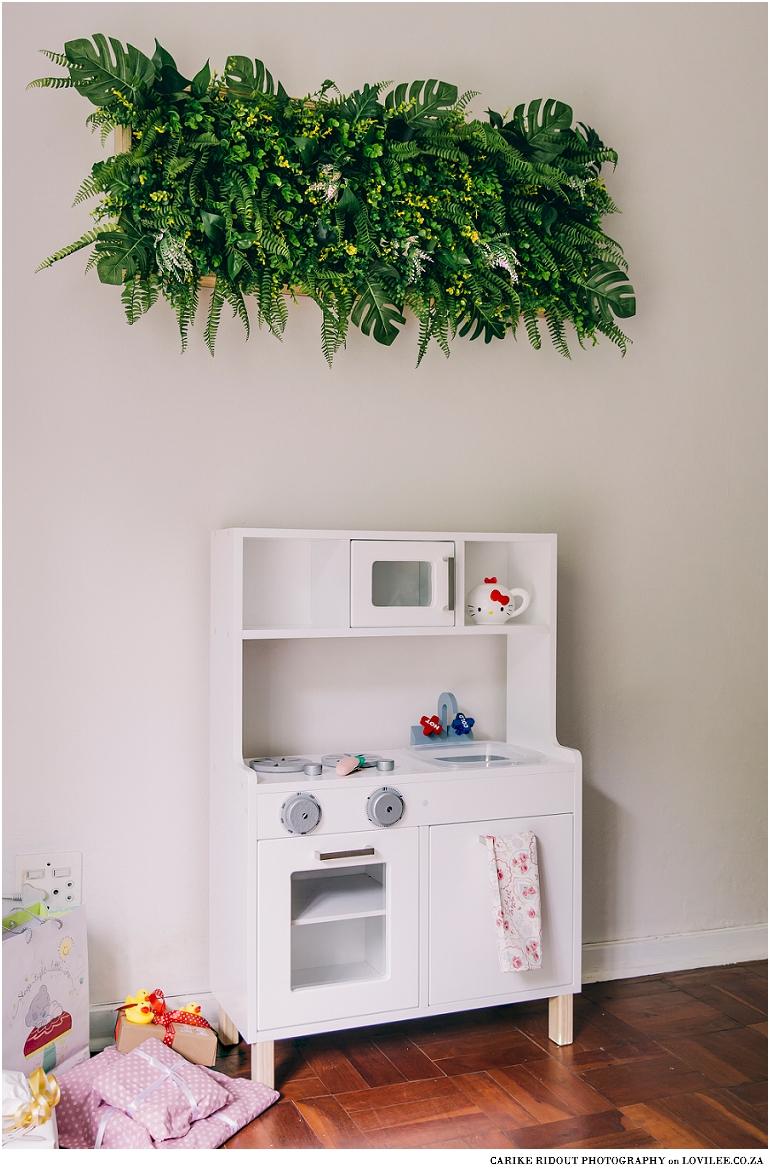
581,779 -> 623,946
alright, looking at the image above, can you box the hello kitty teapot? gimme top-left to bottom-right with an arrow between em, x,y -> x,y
466,577 -> 531,625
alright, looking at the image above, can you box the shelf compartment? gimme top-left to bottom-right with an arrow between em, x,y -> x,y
291,865 -> 385,925
463,540 -> 552,628
242,537 -> 349,630
291,915 -> 385,990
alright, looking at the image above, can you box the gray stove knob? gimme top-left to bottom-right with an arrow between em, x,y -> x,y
366,787 -> 404,828
281,792 -> 321,834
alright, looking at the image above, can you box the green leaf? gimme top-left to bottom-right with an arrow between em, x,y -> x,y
351,263 -> 405,346
61,35 -> 155,107
576,262 -> 636,322
384,79 -> 458,128
541,205 -> 558,235
507,98 -> 573,163
201,210 -> 225,241
337,83 -> 386,125
291,136 -> 318,165
227,251 -> 244,280
91,222 -> 153,284
190,60 -> 211,100
152,39 -> 191,94
336,186 -> 360,215
224,55 -> 276,98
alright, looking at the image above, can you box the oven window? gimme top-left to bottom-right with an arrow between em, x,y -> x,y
371,561 -> 432,607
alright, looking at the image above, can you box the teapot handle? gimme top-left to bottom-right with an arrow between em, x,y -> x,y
509,589 -> 530,618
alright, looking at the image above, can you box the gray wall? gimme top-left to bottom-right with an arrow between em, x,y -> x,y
4,3 -> 766,1002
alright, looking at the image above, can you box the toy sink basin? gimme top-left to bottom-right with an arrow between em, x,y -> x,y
407,740 -> 545,769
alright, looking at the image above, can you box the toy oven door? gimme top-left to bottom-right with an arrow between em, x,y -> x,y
350,540 -> 455,627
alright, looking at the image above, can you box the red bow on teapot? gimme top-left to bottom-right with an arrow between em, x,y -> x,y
490,589 -> 510,605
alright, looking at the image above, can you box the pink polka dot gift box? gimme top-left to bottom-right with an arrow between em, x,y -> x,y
56,1039 -> 278,1148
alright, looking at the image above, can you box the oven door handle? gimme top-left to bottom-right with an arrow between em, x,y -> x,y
315,847 -> 376,861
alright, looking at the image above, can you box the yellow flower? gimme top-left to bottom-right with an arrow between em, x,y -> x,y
344,244 -> 357,255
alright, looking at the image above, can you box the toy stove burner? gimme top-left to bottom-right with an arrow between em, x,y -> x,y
320,753 -> 382,769
249,757 -> 312,774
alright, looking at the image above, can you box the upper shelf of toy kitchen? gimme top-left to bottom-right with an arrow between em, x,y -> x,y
235,529 -> 554,638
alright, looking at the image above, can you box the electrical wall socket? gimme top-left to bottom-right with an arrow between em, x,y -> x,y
14,852 -> 82,911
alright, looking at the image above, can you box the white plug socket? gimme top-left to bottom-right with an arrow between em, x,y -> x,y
14,852 -> 83,911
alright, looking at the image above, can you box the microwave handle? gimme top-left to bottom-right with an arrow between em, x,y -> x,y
440,556 -> 454,612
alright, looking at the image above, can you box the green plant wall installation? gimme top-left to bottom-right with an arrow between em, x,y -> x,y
32,37 -> 636,362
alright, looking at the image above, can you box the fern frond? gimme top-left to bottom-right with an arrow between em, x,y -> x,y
27,75 -> 74,90
166,155 -> 194,180
388,141 -> 419,159
545,311 -> 571,358
523,310 -> 542,349
595,318 -> 631,355
353,204 -> 379,255
39,49 -> 70,67
454,89 -> 480,113
233,175 -> 255,225
36,227 -> 103,271
204,284 -> 224,355
221,280 -> 251,339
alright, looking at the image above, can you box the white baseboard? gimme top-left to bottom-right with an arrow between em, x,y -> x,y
88,927 -> 768,1047
582,922 -> 768,984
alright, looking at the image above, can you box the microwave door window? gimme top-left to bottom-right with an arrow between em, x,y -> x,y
372,561 -> 432,608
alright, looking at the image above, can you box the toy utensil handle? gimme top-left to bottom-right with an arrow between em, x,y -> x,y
509,588 -> 531,618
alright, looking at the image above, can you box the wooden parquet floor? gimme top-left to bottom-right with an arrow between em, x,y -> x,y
215,960 -> 767,1149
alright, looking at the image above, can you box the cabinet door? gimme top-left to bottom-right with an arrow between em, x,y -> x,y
350,541 -> 454,627
257,828 -> 419,1030
429,814 -> 574,1005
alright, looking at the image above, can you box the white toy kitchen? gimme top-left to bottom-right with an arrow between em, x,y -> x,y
210,530 -> 581,1086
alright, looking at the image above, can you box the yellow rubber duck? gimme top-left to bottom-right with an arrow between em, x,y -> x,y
183,1002 -> 202,1016
124,988 -> 150,1007
124,1001 -> 154,1025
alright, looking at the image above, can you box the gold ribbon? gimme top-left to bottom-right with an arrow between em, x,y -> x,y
3,1068 -> 60,1133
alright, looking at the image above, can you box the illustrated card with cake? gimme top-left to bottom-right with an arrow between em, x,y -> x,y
3,904 -> 90,1077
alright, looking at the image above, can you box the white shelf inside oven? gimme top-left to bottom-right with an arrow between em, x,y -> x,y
291,873 -> 385,925
291,959 -> 384,989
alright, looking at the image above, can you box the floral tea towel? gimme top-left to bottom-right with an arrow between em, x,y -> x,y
484,832 -> 542,971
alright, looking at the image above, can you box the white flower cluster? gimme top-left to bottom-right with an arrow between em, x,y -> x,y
481,241 -> 519,282
399,235 -> 432,283
155,231 -> 193,277
308,164 -> 342,202
568,175 -> 591,198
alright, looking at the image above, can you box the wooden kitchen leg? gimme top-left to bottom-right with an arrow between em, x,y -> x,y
251,1040 -> 275,1088
217,1006 -> 240,1046
548,994 -> 574,1045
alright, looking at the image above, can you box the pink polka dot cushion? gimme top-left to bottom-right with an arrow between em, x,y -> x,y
91,1037 -> 230,1142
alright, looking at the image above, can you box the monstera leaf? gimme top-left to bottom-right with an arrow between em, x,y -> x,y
505,98 -> 573,163
351,263 -> 405,345
336,83 -> 386,125
91,219 -> 153,284
224,55 -> 287,102
384,79 -> 458,128
61,35 -> 155,107
576,262 -> 636,322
